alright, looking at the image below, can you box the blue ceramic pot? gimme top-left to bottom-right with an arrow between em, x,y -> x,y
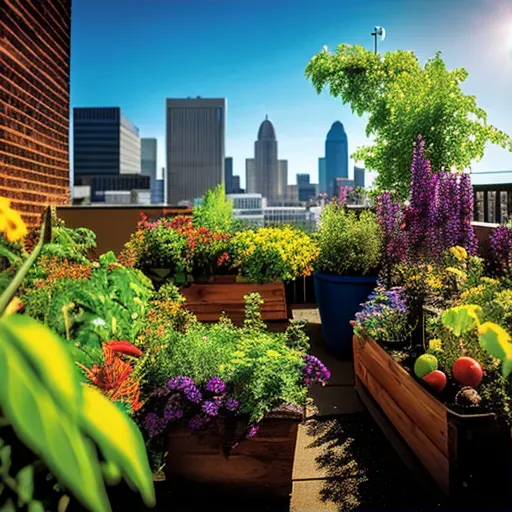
314,272 -> 377,359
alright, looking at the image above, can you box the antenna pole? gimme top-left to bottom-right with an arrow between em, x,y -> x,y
371,29 -> 377,54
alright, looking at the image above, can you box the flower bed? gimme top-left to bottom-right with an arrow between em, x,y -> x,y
120,186 -> 317,323
353,335 -> 510,506
351,137 -> 512,505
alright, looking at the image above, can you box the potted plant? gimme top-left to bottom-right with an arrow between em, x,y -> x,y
122,188 -> 318,324
313,200 -> 382,358
135,289 -> 330,500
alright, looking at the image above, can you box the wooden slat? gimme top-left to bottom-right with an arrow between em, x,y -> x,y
181,282 -> 288,322
353,336 -> 448,458
355,358 -> 450,493
166,418 -> 299,498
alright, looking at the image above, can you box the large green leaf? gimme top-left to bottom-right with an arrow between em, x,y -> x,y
0,339 -> 110,512
478,321 -> 512,377
79,386 -> 156,508
0,314 -> 82,416
441,305 -> 482,336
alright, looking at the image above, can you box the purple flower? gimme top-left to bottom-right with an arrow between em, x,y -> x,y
377,136 -> 478,265
206,376 -> 226,394
224,397 -> 239,412
168,376 -> 194,391
202,400 -> 219,417
303,355 -> 330,385
163,396 -> 184,423
490,225 -> 512,276
246,425 -> 259,439
183,384 -> 202,404
144,413 -> 166,438
188,415 -> 209,431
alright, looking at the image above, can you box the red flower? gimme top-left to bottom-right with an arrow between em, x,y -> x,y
106,340 -> 143,357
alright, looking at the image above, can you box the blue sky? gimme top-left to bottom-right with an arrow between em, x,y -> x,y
71,0 -> 512,186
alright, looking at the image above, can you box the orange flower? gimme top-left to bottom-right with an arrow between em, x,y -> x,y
77,344 -> 142,411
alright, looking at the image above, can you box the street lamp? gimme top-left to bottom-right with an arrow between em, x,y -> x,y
371,26 -> 386,54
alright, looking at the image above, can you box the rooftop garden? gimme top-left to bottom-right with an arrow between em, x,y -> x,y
3,46 -> 512,511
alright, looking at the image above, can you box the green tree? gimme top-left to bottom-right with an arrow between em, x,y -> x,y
306,45 -> 512,196
192,185 -> 235,233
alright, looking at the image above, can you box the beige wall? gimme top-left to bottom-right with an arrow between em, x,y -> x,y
56,206 -> 191,257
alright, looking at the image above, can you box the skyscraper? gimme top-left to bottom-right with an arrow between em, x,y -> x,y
318,157 -> 327,194
225,157 -> 233,194
166,98 -> 226,205
354,166 -> 365,189
277,160 -> 288,201
141,138 -> 158,203
325,121 -> 348,197
141,139 -> 157,179
73,108 -> 141,177
250,116 -> 279,204
246,158 -> 257,193
0,0 -> 72,226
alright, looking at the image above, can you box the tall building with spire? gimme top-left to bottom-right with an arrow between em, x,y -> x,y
246,116 -> 283,204
324,121 -> 348,198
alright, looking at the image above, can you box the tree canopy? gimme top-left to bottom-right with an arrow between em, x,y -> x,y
305,45 -> 512,196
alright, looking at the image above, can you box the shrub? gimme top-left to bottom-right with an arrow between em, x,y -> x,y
315,201 -> 382,276
192,184 -> 237,234
137,293 -> 329,469
230,226 -> 319,283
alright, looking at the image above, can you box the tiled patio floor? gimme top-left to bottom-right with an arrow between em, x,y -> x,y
289,308 -> 445,512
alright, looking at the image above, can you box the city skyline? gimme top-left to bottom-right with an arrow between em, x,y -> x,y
70,0 -> 512,188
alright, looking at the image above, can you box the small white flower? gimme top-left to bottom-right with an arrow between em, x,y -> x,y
91,318 -> 106,327
450,165 -> 458,174
404,200 -> 411,207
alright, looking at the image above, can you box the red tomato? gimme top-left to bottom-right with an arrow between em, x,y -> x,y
452,357 -> 483,387
422,370 -> 447,393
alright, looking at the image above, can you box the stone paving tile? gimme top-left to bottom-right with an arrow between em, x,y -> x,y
292,421 -> 331,480
308,385 -> 364,417
292,307 -> 355,386
290,480 -> 339,512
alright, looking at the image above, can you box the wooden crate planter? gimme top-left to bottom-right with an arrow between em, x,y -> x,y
180,278 -> 288,324
353,336 -> 511,506
165,411 -> 301,500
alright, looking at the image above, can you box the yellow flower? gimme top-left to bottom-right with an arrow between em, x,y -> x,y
266,349 -> 280,359
446,267 -> 467,280
0,197 -> 27,242
428,339 -> 443,351
4,297 -> 23,316
450,246 -> 468,262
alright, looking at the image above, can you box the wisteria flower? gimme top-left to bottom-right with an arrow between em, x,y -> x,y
224,397 -> 239,412
206,376 -> 226,394
144,413 -> 166,438
168,376 -> 194,391
202,400 -> 219,417
183,384 -> 202,404
246,425 -> 259,439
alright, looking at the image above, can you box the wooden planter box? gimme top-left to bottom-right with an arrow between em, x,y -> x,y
165,411 -> 301,501
353,335 -> 511,506
180,277 -> 288,324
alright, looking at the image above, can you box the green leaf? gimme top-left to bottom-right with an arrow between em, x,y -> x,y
0,339 -> 110,512
16,465 -> 34,506
441,305 -> 482,336
0,315 -> 82,416
478,321 -> 512,376
28,500 -> 45,512
78,386 -> 156,508
0,443 -> 11,470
